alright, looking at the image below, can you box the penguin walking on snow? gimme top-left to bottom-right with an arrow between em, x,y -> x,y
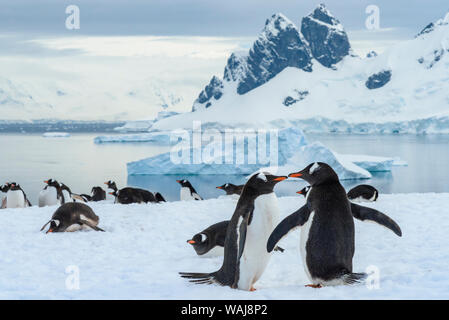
180,172 -> 287,291
347,184 -> 379,202
216,183 -> 244,196
39,179 -> 64,207
40,202 -> 105,233
2,183 -> 32,208
267,162 -> 402,288
177,179 -> 202,201
187,220 -> 285,257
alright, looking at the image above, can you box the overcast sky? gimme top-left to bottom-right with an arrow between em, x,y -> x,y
0,0 -> 447,37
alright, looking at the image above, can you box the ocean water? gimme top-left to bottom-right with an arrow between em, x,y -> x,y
0,133 -> 448,203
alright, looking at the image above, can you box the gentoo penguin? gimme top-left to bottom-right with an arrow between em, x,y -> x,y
154,192 -> 166,203
39,179 -> 63,207
0,183 -> 10,208
296,185 -> 311,197
180,172 -> 287,291
267,162 -> 402,288
347,184 -> 379,202
115,187 -> 156,204
216,183 -> 244,196
91,186 -> 106,202
177,179 -> 202,201
2,183 -> 32,208
60,183 -> 74,203
40,202 -> 105,233
104,180 -> 118,201
187,220 -> 284,257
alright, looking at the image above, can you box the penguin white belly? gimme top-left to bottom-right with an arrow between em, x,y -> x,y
237,193 -> 279,290
39,188 -> 60,207
180,187 -> 193,201
6,190 -> 26,208
62,190 -> 72,203
300,210 -> 315,282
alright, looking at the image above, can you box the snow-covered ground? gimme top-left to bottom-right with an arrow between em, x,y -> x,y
1,193 -> 447,299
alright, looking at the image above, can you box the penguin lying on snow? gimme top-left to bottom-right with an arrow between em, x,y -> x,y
298,184 -> 379,203
40,202 -> 105,233
180,172 -> 287,291
91,186 -> 106,201
115,187 -> 157,204
267,162 -> 402,288
347,184 -> 379,202
2,183 -> 32,208
177,179 -> 202,201
188,220 -> 284,257
216,183 -> 244,196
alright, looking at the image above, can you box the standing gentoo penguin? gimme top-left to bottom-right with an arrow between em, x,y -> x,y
104,180 -> 118,201
40,202 -> 105,233
39,179 -> 64,207
267,162 -> 402,288
216,183 -> 244,196
347,184 -> 379,202
177,179 -> 202,201
0,183 -> 10,208
91,186 -> 106,201
180,172 -> 287,291
2,183 -> 32,208
187,220 -> 285,257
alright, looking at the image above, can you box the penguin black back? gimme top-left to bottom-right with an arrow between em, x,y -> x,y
347,184 -> 379,202
91,187 -> 106,201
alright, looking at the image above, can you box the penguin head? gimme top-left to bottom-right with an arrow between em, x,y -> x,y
216,183 -> 233,192
46,219 -> 61,233
244,172 -> 287,196
9,183 -> 21,191
45,179 -> 60,188
296,185 -> 311,197
176,179 -> 192,188
187,233 -> 209,255
104,180 -> 117,190
289,162 -> 338,186
91,186 -> 103,195
1,183 -> 10,192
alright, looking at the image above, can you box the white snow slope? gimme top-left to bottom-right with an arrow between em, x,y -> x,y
151,12 -> 449,134
0,193 -> 448,299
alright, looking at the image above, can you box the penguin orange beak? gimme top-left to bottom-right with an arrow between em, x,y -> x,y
46,229 -> 53,234
104,182 -> 108,185
216,186 -> 222,189
187,240 -> 196,244
273,176 -> 287,181
289,172 -> 302,178
296,190 -> 303,194
44,180 -> 49,184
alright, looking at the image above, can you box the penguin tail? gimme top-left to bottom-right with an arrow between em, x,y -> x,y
341,272 -> 368,285
179,272 -> 217,285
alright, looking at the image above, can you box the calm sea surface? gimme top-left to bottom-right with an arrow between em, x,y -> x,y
0,133 -> 448,203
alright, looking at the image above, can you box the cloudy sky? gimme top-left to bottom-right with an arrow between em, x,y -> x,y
0,0 -> 448,120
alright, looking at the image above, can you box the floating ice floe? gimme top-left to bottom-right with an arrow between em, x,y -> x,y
127,127 -> 372,180
336,154 -> 408,172
42,132 -> 71,138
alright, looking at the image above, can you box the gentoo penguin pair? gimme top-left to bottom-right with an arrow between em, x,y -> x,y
177,179 -> 202,201
216,183 -> 244,196
180,172 -> 287,291
1,183 -> 32,209
188,221 -> 284,257
298,184 -> 379,202
267,162 -> 402,288
40,202 -> 104,233
105,180 -> 166,204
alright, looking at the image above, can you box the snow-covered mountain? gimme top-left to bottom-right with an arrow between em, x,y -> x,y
152,4 -> 449,134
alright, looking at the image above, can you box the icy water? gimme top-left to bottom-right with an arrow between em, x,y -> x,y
0,133 -> 448,203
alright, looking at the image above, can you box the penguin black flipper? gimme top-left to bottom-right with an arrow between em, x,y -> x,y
267,205 -> 311,253
79,219 -> 105,232
351,203 -> 402,237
